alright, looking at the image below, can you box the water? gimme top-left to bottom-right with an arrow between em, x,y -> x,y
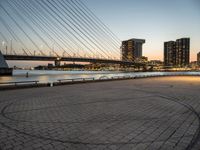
0,70 -> 200,83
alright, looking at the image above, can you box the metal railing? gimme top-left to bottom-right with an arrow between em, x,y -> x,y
99,76 -> 109,80
133,73 -> 200,78
111,76 -> 124,79
1,73 -> 199,89
0,80 -> 39,86
57,75 -> 133,84
58,77 -> 95,83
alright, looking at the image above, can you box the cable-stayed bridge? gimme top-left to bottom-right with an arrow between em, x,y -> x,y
0,0 -> 144,69
3,54 -> 138,66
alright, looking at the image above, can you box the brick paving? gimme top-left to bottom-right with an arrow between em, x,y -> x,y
0,76 -> 200,150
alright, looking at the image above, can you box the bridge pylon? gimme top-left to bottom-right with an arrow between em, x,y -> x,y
0,51 -> 13,76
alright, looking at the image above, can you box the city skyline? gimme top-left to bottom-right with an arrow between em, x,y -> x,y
85,0 -> 200,61
0,0 -> 199,67
2,2 -> 200,150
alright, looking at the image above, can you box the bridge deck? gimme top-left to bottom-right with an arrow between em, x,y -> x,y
3,54 -> 144,66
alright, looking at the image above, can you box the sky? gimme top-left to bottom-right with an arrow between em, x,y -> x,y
84,0 -> 200,61
1,0 -> 200,67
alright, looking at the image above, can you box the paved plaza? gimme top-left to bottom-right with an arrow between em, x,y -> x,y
0,76 -> 200,150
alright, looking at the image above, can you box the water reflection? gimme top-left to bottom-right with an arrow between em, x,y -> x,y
0,70 -> 200,83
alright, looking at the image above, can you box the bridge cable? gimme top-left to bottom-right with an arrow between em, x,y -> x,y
12,0 -> 73,57
7,0 -> 60,57
0,31 -> 8,43
69,0 -> 120,55
76,0 -> 121,43
60,0 -> 119,58
72,0 -> 121,54
0,0 -> 126,61
34,0 -> 94,58
43,0 -> 110,59
0,16 -> 32,55
24,0 -> 88,57
0,3 -> 46,56
50,0 -> 114,59
0,16 -> 18,42
35,0 -> 99,58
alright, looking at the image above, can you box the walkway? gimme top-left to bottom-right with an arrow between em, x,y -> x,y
0,76 -> 200,150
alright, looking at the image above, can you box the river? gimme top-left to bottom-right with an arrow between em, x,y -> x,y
0,70 -> 200,83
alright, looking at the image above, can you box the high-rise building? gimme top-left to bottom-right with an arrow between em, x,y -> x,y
197,52 -> 200,66
164,41 -> 176,66
164,38 -> 190,67
175,38 -> 190,67
121,38 -> 145,61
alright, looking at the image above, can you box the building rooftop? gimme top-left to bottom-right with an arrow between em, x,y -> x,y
122,38 -> 145,43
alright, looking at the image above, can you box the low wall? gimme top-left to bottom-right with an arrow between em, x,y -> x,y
0,83 -> 50,91
0,73 -> 199,90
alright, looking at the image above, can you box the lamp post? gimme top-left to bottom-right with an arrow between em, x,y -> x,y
10,39 -> 12,55
2,41 -> 5,54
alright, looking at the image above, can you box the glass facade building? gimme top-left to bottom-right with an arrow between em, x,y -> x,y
121,38 -> 145,62
164,38 -> 190,67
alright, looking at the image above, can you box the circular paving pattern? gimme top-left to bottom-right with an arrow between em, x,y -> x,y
0,77 -> 200,150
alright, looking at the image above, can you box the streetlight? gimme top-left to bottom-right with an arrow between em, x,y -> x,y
2,41 -> 8,55
1,41 -> 5,54
10,39 -> 12,55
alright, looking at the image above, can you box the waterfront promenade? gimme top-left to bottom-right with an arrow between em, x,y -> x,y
0,76 -> 200,150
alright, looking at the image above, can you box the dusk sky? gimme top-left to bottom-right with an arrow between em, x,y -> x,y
85,0 -> 200,61
1,0 -> 200,67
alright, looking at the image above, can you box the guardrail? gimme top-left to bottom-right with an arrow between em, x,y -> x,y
111,76 -> 124,79
99,76 -> 109,80
57,73 -> 191,85
55,75 -> 134,86
58,77 -> 95,83
0,80 -> 39,86
133,73 -> 200,79
0,80 -> 50,90
1,73 -> 199,90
